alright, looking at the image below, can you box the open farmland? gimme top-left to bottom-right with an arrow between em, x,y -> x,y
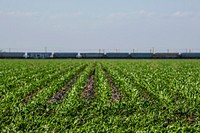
0,59 -> 200,132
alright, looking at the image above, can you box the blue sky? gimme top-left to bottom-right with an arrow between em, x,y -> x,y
0,0 -> 200,52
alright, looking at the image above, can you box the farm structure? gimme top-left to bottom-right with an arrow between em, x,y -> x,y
27,52 -> 52,59
53,52 -> 78,58
80,53 -> 105,58
105,53 -> 130,58
1,51 -> 200,59
153,53 -> 180,59
0,52 -> 25,58
130,53 -> 154,58
181,53 -> 200,58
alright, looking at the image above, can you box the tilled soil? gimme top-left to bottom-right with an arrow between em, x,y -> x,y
82,70 -> 95,99
23,70 -> 67,103
23,88 -> 42,103
103,68 -> 122,102
49,72 -> 83,103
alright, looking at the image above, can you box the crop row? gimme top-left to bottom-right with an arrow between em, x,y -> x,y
0,60 -> 199,132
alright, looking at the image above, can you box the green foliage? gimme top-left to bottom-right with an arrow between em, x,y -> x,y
0,59 -> 199,132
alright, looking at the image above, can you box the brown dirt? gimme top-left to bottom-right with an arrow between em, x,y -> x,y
82,70 -> 95,99
23,69 -> 67,103
23,66 -> 87,104
186,115 -> 196,124
49,72 -> 82,103
23,88 -> 42,103
103,68 -> 122,102
163,113 -> 197,128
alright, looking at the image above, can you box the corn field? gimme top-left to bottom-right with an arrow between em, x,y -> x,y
0,59 -> 200,132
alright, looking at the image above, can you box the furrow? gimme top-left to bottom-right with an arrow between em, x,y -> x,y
103,68 -> 122,102
49,66 -> 87,103
23,87 -> 42,103
82,69 -> 95,100
23,68 -> 71,103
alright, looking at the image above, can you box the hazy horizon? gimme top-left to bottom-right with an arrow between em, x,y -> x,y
0,0 -> 200,52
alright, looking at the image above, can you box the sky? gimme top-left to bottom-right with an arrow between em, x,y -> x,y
0,0 -> 200,52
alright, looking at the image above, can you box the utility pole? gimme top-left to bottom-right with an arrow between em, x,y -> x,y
167,49 -> 170,53
152,47 -> 155,54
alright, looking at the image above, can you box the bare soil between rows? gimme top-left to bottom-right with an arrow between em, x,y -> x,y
23,87 -> 44,103
82,69 -> 95,100
103,68 -> 122,102
23,70 -> 67,103
49,66 -> 86,103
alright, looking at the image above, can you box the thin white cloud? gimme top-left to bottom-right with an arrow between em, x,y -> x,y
49,12 -> 83,19
172,11 -> 200,18
0,11 -> 39,17
133,10 -> 155,17
0,10 -> 155,20
106,10 -> 155,19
